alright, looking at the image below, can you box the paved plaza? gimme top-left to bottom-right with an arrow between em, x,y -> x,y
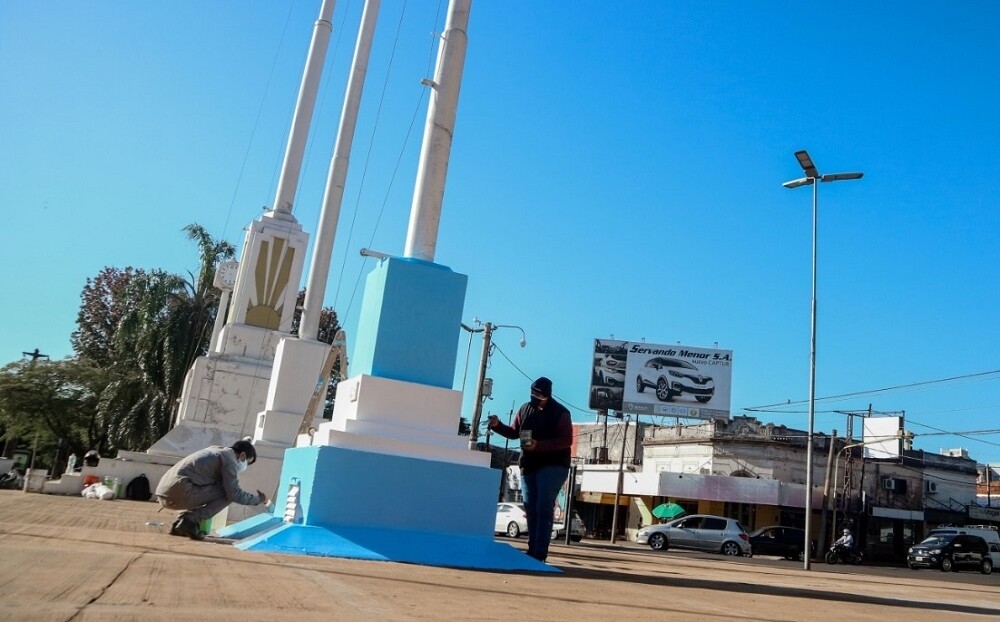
1,490 -> 998,621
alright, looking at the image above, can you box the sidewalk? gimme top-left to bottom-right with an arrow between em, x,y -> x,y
1,490 -> 998,621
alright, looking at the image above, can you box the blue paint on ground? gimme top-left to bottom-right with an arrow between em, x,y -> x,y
216,511 -> 282,540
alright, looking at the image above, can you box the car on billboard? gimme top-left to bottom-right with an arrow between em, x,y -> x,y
635,357 -> 714,403
590,386 -> 624,411
594,355 -> 626,386
595,340 -> 627,356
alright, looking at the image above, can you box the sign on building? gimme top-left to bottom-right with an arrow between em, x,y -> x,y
969,505 -> 1000,522
589,339 -> 733,420
863,416 -> 902,459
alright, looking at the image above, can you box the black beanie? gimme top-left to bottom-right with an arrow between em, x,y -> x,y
531,377 -> 553,397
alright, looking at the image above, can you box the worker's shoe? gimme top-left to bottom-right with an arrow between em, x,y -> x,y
169,517 -> 205,541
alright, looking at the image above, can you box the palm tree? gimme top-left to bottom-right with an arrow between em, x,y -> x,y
99,224 -> 235,451
176,223 -> 236,383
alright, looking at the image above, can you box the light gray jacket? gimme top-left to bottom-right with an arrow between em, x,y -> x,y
155,446 -> 259,506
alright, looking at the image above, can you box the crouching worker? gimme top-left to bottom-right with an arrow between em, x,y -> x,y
155,439 -> 268,540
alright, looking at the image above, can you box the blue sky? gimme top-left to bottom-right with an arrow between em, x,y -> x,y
2,1 -> 998,463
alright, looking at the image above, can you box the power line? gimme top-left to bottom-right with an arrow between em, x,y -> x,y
912,428 -> 1000,438
334,0 -> 412,309
744,368 -> 1000,411
491,343 -> 591,414
888,460 -> 982,487
907,418 -> 1000,449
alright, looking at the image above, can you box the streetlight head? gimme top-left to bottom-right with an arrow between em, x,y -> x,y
794,150 -> 819,178
519,337 -> 527,348
782,177 -> 814,189
820,172 -> 864,183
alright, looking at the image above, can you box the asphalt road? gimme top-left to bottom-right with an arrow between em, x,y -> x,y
618,538 -> 1000,587
1,490 -> 997,621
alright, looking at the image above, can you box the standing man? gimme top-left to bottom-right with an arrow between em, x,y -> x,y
155,438 -> 269,540
488,377 -> 573,562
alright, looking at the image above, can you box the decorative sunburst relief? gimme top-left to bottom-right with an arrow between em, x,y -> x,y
245,237 -> 296,330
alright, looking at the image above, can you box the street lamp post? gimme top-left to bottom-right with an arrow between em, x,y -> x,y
783,150 -> 863,570
461,321 -> 526,450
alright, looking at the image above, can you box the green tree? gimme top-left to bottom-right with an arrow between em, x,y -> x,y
0,358 -> 109,468
71,267 -> 148,367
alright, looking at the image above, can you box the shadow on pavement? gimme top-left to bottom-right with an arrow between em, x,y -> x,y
558,563 -> 1000,618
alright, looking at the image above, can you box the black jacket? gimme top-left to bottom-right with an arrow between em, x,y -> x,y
492,398 -> 573,474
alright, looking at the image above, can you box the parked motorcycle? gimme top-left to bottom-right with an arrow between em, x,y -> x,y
0,469 -> 24,490
825,542 -> 863,565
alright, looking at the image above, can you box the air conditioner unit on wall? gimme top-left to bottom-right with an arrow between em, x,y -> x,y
882,477 -> 908,494
924,481 -> 938,494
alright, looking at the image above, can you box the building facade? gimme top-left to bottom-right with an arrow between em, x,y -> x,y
571,415 -> 983,562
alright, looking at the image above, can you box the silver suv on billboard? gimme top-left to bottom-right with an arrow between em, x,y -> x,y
635,357 -> 715,403
594,355 -> 626,387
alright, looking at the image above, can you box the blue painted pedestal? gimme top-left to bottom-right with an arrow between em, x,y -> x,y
219,446 -> 556,572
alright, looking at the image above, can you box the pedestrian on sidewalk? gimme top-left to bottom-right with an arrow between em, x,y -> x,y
155,438 -> 268,540
488,377 -> 573,562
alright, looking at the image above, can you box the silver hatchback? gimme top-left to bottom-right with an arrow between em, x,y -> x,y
636,514 -> 751,556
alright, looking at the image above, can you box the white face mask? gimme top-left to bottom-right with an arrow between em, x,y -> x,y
236,458 -> 248,473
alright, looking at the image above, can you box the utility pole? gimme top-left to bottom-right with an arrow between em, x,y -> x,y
818,430 -> 837,555
601,410 -> 609,463
987,465 -> 992,507
463,321 -> 525,450
10,349 -> 49,468
21,349 -> 49,362
563,464 -> 577,545
854,405 -> 874,531
610,416 -> 629,544
468,322 -> 493,450
498,408 -> 513,502
842,405 -> 871,514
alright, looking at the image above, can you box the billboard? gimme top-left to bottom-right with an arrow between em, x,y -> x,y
863,416 -> 902,459
589,339 -> 733,420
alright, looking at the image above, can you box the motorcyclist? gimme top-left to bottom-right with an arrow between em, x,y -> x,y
834,528 -> 855,550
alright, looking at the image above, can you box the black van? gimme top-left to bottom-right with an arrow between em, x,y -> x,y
907,533 -> 992,574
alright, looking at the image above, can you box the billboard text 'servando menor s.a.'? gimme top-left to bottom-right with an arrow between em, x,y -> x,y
589,339 -> 733,421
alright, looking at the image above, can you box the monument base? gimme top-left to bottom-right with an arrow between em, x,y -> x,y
218,445 -> 557,573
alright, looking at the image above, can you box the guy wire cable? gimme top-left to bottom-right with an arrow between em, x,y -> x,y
333,0 -> 412,309
341,0 -> 446,319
